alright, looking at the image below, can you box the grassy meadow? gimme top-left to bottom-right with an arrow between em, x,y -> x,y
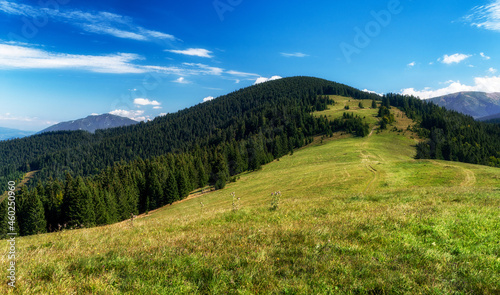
1,98 -> 499,294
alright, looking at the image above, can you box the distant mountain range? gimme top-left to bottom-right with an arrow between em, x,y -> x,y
428,92 -> 500,119
0,127 -> 34,141
38,113 -> 139,134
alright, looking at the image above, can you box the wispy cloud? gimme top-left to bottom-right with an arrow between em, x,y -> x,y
226,70 -> 259,77
183,63 -> 224,75
407,61 -> 416,67
134,98 -> 161,106
0,0 -> 176,42
0,43 -> 146,73
0,43 -> 230,76
488,67 -> 497,74
401,75 -> 500,99
166,48 -> 213,58
464,0 -> 500,32
280,52 -> 309,58
172,77 -> 190,84
480,52 -> 491,60
440,53 -> 471,64
109,109 -> 144,121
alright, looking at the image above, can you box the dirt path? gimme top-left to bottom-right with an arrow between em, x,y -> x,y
359,128 -> 380,194
429,160 -> 476,187
0,170 -> 39,201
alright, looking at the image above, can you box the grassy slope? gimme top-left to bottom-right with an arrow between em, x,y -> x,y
2,98 -> 500,294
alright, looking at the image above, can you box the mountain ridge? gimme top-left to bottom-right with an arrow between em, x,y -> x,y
38,113 -> 139,134
428,91 -> 500,118
0,127 -> 34,141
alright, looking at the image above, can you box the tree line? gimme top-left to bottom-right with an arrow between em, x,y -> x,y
384,93 -> 500,167
0,77 -> 377,236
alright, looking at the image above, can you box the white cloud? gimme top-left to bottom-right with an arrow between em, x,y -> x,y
488,67 -> 498,74
480,52 -> 491,60
0,43 -> 229,76
465,0 -> 500,32
280,52 -> 309,58
0,43 -> 146,73
153,106 -> 162,109
254,76 -> 282,85
91,113 -> 99,116
362,89 -> 383,96
408,61 -> 416,67
401,75 -> 500,99
134,98 -> 161,106
109,109 -> 144,121
203,96 -> 215,102
183,63 -> 224,75
173,77 -> 190,84
166,48 -> 213,58
226,70 -> 259,77
81,24 -> 148,41
0,1 -> 176,42
441,53 -> 471,64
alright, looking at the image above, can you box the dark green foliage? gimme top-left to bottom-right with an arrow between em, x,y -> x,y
378,106 -> 395,130
20,190 -> 46,236
358,102 -> 364,109
385,93 -> 500,166
0,197 -> 8,239
1,77 -> 385,235
371,99 -> 377,109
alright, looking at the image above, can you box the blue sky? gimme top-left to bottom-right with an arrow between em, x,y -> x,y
0,0 -> 499,131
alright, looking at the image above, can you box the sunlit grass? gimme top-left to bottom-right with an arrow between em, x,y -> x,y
1,103 -> 499,294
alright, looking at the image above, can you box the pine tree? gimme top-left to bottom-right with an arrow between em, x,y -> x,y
371,99 -> 377,109
164,170 -> 179,204
0,198 -> 8,239
213,150 -> 229,189
177,166 -> 192,198
195,157 -> 209,188
21,190 -> 47,236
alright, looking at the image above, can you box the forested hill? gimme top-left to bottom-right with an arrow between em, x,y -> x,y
385,93 -> 500,167
1,76 -> 380,236
0,77 -> 378,187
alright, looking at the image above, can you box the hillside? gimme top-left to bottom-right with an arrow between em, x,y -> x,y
1,77 -> 499,237
0,77 -> 379,190
428,91 -> 500,118
38,113 -> 139,134
3,98 -> 499,294
0,127 -> 34,141
478,112 -> 500,123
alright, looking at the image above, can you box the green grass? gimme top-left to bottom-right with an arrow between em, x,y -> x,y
1,104 -> 499,294
314,95 -> 381,125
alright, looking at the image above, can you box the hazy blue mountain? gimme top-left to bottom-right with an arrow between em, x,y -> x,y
478,112 -> 500,123
428,92 -> 500,119
0,127 -> 34,141
39,114 -> 139,134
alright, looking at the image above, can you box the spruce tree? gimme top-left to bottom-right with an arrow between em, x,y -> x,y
164,170 -> 179,204
21,190 -> 47,236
